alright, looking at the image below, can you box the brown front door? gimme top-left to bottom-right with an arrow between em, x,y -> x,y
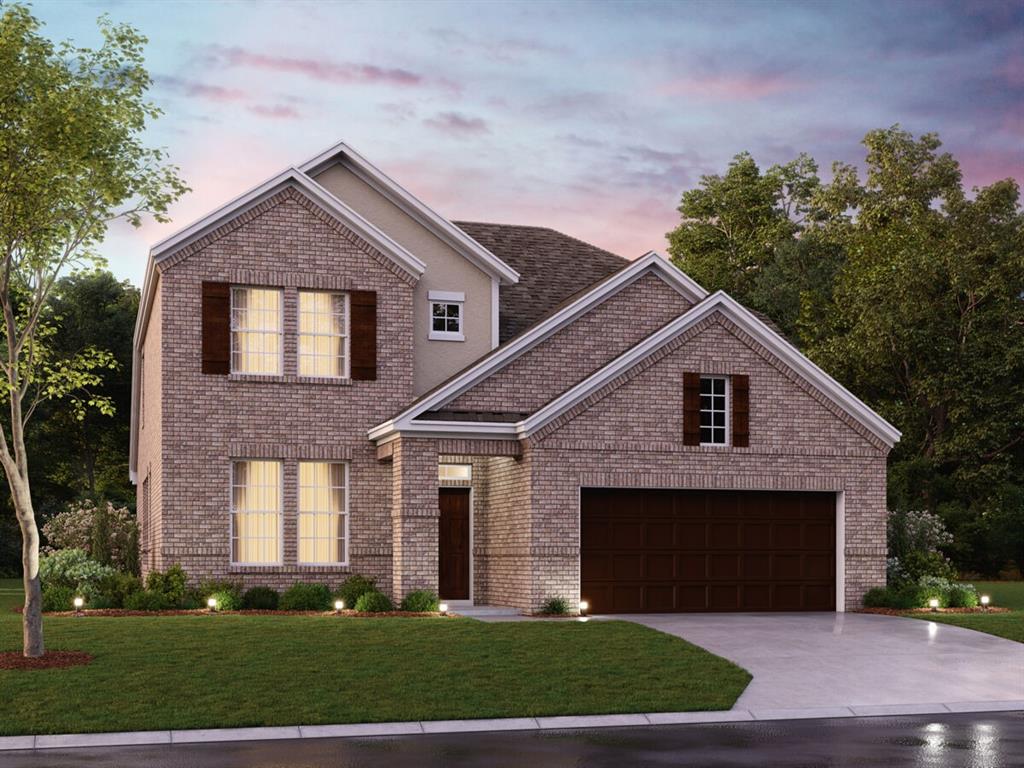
439,488 -> 470,600
581,488 -> 835,613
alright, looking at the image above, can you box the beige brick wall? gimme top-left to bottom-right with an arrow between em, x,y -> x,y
391,437 -> 440,599
147,187 -> 416,593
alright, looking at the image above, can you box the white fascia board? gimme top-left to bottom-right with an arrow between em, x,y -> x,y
521,292 -> 901,447
151,168 -> 426,279
381,252 -> 707,429
367,419 -> 517,442
298,141 -> 520,285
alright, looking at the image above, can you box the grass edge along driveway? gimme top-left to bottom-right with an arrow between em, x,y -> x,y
921,581 -> 1024,644
0,609 -> 750,736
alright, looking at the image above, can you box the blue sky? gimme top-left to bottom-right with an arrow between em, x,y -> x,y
32,0 -> 1024,286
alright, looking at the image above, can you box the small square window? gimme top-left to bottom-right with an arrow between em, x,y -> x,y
428,292 -> 464,341
699,376 -> 729,445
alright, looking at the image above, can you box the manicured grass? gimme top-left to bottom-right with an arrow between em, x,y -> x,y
0,579 -> 21,613
0,612 -> 750,736
921,581 -> 1024,644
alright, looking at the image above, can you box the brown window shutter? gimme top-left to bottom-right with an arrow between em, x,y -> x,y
350,290 -> 377,381
201,282 -> 230,375
732,374 -> 750,447
683,372 -> 701,446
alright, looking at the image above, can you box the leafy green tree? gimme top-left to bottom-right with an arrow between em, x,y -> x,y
0,5 -> 186,656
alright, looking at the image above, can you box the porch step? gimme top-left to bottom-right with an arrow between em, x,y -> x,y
452,604 -> 521,618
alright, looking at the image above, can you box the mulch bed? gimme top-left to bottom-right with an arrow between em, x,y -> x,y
857,607 -> 1011,616
0,651 -> 93,671
29,608 -> 450,618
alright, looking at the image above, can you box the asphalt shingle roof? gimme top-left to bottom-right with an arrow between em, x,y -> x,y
453,222 -> 629,342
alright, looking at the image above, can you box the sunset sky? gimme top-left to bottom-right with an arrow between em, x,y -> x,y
34,0 -> 1024,286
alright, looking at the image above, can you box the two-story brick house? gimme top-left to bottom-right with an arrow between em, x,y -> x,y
130,140 -> 899,614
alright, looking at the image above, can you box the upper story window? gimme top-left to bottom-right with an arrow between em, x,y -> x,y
428,290 -> 464,341
298,291 -> 349,378
231,287 -> 282,375
700,376 -> 728,445
230,460 -> 281,565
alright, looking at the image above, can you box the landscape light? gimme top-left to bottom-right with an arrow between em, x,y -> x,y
928,598 -> 939,612
207,597 -> 218,612
439,602 -> 449,616
334,600 -> 344,613
578,600 -> 589,617
980,595 -> 990,610
73,596 -> 84,613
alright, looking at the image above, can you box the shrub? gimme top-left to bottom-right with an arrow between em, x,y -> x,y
96,572 -> 142,609
539,597 -> 569,615
41,585 -> 76,612
42,499 -> 140,574
124,590 -> 172,611
280,582 -> 332,611
399,590 -> 438,612
207,590 -> 240,611
887,509 -> 953,560
196,579 -> 243,609
39,548 -> 117,602
946,583 -> 979,608
335,575 -> 376,611
145,564 -> 189,607
354,591 -> 394,612
861,584 -> 929,609
242,586 -> 279,610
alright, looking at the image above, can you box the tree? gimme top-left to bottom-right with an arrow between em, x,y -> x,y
0,6 -> 186,656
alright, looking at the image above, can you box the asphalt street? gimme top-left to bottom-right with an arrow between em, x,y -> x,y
1,712 -> 1021,768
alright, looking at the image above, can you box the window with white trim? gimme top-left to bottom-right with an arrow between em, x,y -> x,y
428,290 -> 464,341
438,463 -> 472,482
231,287 -> 282,375
298,291 -> 349,378
298,462 -> 348,565
700,376 -> 729,445
231,460 -> 281,564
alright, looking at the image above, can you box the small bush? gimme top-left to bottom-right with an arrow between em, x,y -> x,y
947,584 -> 979,608
400,590 -> 438,612
145,564 -> 188,607
539,597 -> 569,615
41,585 -> 76,612
196,579 -> 243,609
39,548 -> 117,602
901,550 -> 957,584
862,586 -> 892,608
124,590 -> 172,611
242,586 -> 279,610
335,575 -> 376,611
280,582 -> 332,611
861,584 -> 929,609
96,572 -> 142,609
42,499 -> 140,574
354,591 -> 394,612
207,590 -> 240,611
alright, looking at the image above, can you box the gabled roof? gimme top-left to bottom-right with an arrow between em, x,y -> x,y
370,290 -> 902,449
453,222 -> 628,342
368,252 -> 709,441
299,141 -> 520,285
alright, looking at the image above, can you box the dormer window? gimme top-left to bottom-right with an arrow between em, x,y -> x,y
429,291 -> 465,341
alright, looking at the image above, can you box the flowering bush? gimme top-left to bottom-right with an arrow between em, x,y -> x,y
886,509 -> 955,586
39,548 -> 118,602
42,499 -> 139,574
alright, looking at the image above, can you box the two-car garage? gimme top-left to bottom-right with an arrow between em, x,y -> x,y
580,488 -> 837,613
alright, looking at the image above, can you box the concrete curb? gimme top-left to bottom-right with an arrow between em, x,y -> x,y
2,701 -> 1022,752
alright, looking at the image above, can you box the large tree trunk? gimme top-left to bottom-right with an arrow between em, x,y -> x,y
12,476 -> 43,657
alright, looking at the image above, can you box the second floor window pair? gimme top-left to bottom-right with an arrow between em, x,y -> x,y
231,287 -> 349,377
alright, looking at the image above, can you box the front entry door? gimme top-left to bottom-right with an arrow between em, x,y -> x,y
438,488 -> 470,600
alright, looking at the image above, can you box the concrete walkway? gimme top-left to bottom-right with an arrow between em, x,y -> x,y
622,612 -> 1024,709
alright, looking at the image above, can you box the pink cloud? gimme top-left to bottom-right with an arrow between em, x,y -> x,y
423,111 -> 489,135
247,104 -> 301,120
658,72 -> 803,100
156,76 -> 248,103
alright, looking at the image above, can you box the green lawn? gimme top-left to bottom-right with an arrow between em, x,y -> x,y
0,578 -> 20,613
924,581 -> 1024,643
0,606 -> 750,736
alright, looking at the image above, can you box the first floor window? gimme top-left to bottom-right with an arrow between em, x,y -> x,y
298,462 -> 348,564
231,287 -> 282,375
298,291 -> 348,377
700,376 -> 728,445
231,460 -> 281,564
428,291 -> 464,341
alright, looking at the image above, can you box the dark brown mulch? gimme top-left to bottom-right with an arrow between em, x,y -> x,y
36,608 -> 450,618
856,607 -> 1011,616
0,651 -> 93,670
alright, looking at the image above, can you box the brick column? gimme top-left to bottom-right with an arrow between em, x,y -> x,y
391,437 -> 439,601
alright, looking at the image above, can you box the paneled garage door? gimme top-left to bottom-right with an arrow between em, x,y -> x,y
581,488 -> 836,613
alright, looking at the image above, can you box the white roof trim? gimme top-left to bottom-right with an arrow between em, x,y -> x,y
149,167 -> 426,278
299,140 -> 520,285
371,290 -> 901,448
370,252 -> 708,439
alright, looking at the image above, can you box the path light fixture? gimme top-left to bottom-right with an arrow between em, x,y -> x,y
928,598 -> 939,612
439,602 -> 448,616
980,595 -> 990,611
73,596 -> 84,615
334,599 -> 344,614
207,597 -> 218,613
578,600 -> 588,617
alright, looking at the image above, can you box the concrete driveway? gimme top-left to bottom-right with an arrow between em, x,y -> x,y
622,612 -> 1024,709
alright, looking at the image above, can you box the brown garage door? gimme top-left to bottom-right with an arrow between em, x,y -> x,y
581,488 -> 835,613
